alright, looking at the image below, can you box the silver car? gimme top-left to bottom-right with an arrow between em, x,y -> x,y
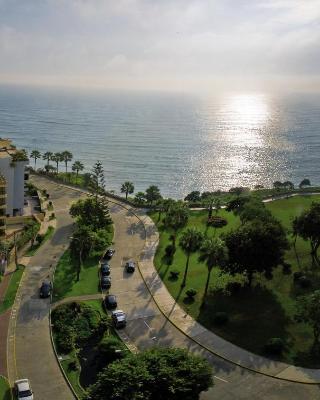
112,310 -> 127,328
15,379 -> 34,400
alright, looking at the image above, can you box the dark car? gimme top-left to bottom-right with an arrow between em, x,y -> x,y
104,294 -> 117,309
100,263 -> 111,276
112,310 -> 127,329
101,276 -> 111,290
125,260 -> 135,273
39,281 -> 52,298
102,248 -> 115,261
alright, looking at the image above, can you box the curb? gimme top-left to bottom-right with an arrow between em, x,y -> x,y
32,176 -> 320,385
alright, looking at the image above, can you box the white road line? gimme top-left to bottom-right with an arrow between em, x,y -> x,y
214,375 -> 229,383
144,320 -> 152,330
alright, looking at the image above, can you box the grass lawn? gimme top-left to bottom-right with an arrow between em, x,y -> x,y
0,376 -> 12,400
53,250 -> 100,301
0,266 -> 24,315
25,226 -> 55,257
150,194 -> 320,367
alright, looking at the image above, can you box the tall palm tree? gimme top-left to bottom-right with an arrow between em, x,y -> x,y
30,150 -> 41,167
120,181 -> 134,200
42,151 -> 53,166
61,151 -> 73,173
179,228 -> 204,288
199,237 -> 228,305
51,152 -> 63,173
72,161 -> 84,182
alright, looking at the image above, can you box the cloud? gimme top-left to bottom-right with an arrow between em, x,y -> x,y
0,0 -> 319,91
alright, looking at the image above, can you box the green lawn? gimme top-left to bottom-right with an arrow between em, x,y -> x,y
52,250 -> 101,301
0,376 -> 12,400
25,226 -> 55,256
150,195 -> 320,367
0,266 -> 24,315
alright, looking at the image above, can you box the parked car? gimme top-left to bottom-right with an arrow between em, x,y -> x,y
100,263 -> 111,276
125,260 -> 135,273
39,280 -> 52,298
101,276 -> 111,290
104,294 -> 117,309
112,310 -> 127,329
15,379 -> 34,400
102,248 -> 115,261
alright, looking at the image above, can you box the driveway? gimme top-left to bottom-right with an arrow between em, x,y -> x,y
9,175 -> 320,400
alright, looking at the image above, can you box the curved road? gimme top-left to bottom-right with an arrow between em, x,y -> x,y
8,176 -> 320,400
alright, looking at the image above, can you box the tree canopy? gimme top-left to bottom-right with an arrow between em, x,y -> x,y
145,185 -> 162,205
70,197 -> 112,231
223,219 -> 288,287
86,347 -> 213,400
293,202 -> 320,262
121,181 -> 135,200
296,290 -> 320,346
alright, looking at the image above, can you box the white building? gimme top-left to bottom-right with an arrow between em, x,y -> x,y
0,139 -> 29,222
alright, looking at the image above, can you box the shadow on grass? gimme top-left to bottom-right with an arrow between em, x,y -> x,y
197,284 -> 290,360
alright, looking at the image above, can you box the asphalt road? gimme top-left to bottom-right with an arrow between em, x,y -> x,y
10,176 -> 320,400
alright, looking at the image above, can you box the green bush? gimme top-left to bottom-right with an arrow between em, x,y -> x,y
169,270 -> 180,280
36,233 -> 44,244
186,288 -> 197,299
213,312 -> 229,325
264,338 -> 284,355
207,216 -> 228,227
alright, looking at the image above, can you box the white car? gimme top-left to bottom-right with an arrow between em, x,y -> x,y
112,310 -> 127,328
14,379 -> 34,400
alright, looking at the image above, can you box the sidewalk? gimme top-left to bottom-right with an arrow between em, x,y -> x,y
135,210 -> 320,384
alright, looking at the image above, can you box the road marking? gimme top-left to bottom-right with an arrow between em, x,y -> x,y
144,320 -> 153,330
214,375 -> 229,383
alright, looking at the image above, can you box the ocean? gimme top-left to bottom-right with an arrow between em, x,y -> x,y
0,84 -> 319,199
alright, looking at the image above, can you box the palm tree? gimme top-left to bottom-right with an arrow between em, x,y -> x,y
199,237 -> 228,305
121,181 -> 134,200
42,151 -> 53,166
51,152 -> 63,173
30,150 -> 41,167
61,151 -> 73,173
72,161 -> 84,182
179,228 -> 204,288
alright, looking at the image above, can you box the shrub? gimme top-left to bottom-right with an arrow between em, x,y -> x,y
207,216 -> 227,227
68,360 -> 79,371
48,201 -> 53,207
264,338 -> 284,355
50,213 -> 55,220
213,312 -> 229,325
186,288 -> 197,299
226,282 -> 242,294
169,270 -> 180,280
282,262 -> 292,275
293,271 -> 303,282
46,193 -> 50,199
165,244 -> 176,257
36,233 -> 44,244
298,276 -> 312,288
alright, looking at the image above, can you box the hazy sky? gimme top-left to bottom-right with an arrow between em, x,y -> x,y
0,0 -> 320,92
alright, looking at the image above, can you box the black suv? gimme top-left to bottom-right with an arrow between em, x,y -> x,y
125,261 -> 135,273
104,294 -> 117,309
102,248 -> 115,261
39,281 -> 52,298
101,276 -> 111,290
101,263 -> 111,276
